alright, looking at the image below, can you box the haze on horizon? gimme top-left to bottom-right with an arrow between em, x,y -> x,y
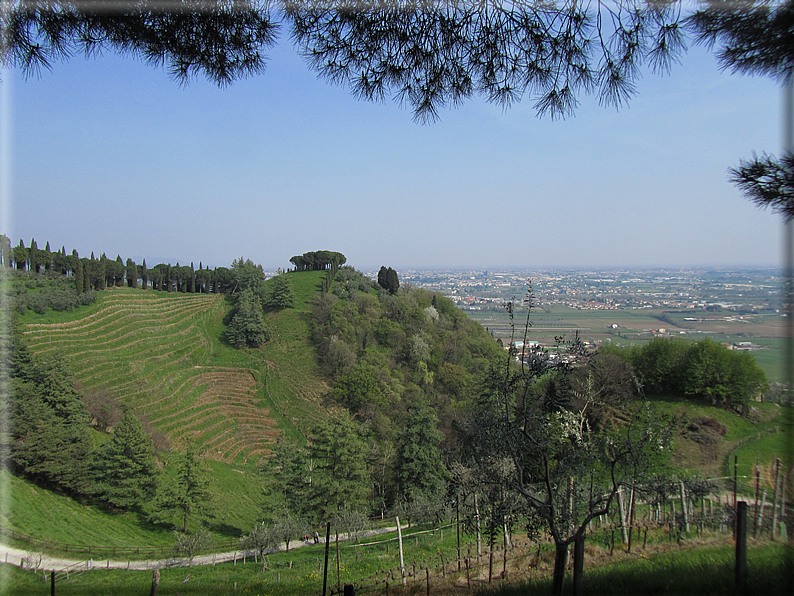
3,34 -> 785,272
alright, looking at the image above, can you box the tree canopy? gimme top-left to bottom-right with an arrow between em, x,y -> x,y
605,337 -> 767,410
7,2 -> 780,122
377,266 -> 399,294
149,443 -> 215,532
289,250 -> 346,272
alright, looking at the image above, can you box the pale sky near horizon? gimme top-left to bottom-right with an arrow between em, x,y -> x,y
2,23 -> 787,272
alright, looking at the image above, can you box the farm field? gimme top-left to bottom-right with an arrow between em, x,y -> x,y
22,289 -> 280,466
466,307 -> 787,382
20,273 -> 329,464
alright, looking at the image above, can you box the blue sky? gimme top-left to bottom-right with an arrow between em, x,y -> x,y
2,29 -> 785,271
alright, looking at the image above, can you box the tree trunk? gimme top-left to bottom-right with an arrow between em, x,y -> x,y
573,534 -> 585,596
551,542 -> 568,595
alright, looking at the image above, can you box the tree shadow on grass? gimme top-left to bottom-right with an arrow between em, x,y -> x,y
208,521 -> 243,540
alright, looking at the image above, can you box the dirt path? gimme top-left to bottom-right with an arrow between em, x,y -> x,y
0,525 -> 406,572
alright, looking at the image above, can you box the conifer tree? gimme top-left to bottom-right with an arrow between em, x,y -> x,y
149,444 -> 215,532
10,341 -> 93,494
394,402 -> 448,499
0,234 -> 11,268
91,409 -> 158,510
12,240 -> 27,270
377,266 -> 400,294
265,273 -> 295,308
307,412 -> 371,522
83,258 -> 92,293
30,239 -> 39,272
226,288 -> 270,348
141,259 -> 148,290
43,241 -> 52,271
126,258 -> 138,288
74,259 -> 84,294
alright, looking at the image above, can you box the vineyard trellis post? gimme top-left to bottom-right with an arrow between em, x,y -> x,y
772,458 -> 781,539
735,501 -> 748,592
322,522 -> 330,596
396,516 -> 406,586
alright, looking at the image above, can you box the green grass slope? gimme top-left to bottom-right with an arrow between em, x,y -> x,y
647,395 -> 792,498
21,273 -> 329,465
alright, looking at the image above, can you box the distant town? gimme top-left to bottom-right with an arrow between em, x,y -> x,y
355,268 -> 786,370
389,267 -> 781,314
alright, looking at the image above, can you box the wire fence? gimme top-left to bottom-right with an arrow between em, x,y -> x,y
324,494 -> 791,595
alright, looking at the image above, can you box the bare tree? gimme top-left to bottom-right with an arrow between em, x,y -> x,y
173,528 -> 214,567
240,522 -> 279,570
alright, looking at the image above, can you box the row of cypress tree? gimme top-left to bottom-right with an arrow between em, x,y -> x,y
0,234 -> 242,295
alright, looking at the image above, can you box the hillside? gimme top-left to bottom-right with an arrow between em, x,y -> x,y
20,272 -> 329,465
4,262 -> 790,564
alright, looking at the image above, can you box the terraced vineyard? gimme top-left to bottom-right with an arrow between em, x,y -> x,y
22,289 -> 280,466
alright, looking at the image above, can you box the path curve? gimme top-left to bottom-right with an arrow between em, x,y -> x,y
0,524 -> 407,572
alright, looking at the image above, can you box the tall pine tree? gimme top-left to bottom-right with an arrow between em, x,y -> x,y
91,409 -> 158,509
149,443 -> 215,532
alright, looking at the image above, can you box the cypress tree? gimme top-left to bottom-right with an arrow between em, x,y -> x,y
74,259 -> 84,293
12,240 -> 27,270
99,256 -> 107,290
141,259 -> 148,290
0,234 -> 11,268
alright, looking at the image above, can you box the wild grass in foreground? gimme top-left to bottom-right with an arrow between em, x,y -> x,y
487,542 -> 792,596
2,538 -> 790,596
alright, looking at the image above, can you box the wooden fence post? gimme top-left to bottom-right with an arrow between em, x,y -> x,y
336,530 -> 341,592
736,501 -> 747,593
679,481 -> 689,533
396,516 -> 406,586
617,488 -> 628,543
772,459 -> 782,539
753,467 -> 761,536
475,494 -> 482,556
755,489 -> 767,538
322,522 -> 331,596
733,456 -> 739,538
150,569 -> 160,596
456,502 -> 461,572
